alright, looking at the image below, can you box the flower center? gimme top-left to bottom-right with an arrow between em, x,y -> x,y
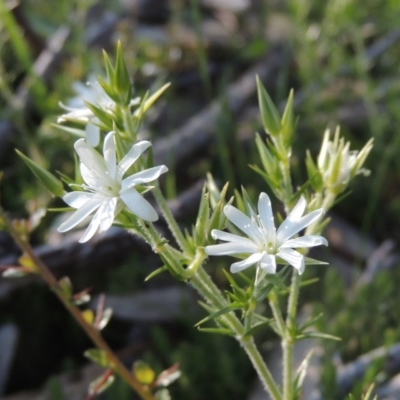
107,181 -> 120,195
262,241 -> 276,254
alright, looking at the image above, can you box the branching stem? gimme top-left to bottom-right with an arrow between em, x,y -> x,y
0,208 -> 153,400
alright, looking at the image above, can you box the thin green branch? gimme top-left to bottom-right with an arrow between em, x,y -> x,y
152,185 -> 192,255
191,268 -> 282,400
268,290 -> 286,337
128,216 -> 282,400
283,271 -> 301,400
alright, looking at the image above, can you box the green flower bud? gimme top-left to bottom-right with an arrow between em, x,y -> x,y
317,127 -> 373,194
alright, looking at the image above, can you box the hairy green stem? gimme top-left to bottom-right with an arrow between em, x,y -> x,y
268,290 -> 286,337
121,106 -> 137,142
286,271 -> 301,333
242,337 -> 282,400
280,158 -> 293,211
281,190 -> 334,400
244,298 -> 256,333
191,268 -> 282,400
273,136 -> 293,212
130,216 -> 282,399
152,185 -> 192,255
283,271 -> 301,400
131,219 -> 184,278
185,247 -> 207,276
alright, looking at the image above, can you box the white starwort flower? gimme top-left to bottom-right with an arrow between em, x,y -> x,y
205,193 -> 328,275
318,127 -> 373,194
57,76 -> 139,146
57,131 -> 168,243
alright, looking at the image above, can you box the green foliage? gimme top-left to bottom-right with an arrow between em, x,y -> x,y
1,0 -> 400,398
256,76 -> 282,137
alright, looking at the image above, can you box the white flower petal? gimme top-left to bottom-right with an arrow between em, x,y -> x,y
288,196 -> 307,220
121,165 -> 168,190
277,248 -> 305,275
230,252 -> 264,273
280,235 -> 328,249
103,132 -> 117,180
205,241 -> 258,256
80,161 -> 114,190
318,129 -> 330,169
120,187 -> 158,221
224,205 -> 263,244
277,197 -> 324,245
206,192 -> 328,275
277,207 -> 324,244
58,109 -> 92,123
118,141 -> 152,177
80,162 -> 99,188
98,197 -> 118,231
276,197 -> 307,243
75,139 -> 106,174
78,210 -> 101,243
63,191 -> 96,208
85,122 -> 100,147
258,192 -> 276,240
259,253 -> 276,274
57,197 -> 103,232
300,208 -> 325,227
210,230 -> 256,245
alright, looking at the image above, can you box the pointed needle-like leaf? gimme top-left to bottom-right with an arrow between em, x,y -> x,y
256,75 -> 281,137
16,150 -> 64,197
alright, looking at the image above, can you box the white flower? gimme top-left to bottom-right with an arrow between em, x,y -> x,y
318,128 -> 373,194
58,79 -> 110,123
57,77 -> 139,146
57,131 -> 168,243
205,193 -> 328,275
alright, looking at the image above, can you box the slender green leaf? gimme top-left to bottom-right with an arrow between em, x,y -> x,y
281,89 -> 294,147
256,76 -> 281,136
102,50 -> 115,83
134,83 -> 171,119
253,282 -> 274,303
84,348 -> 111,367
197,327 -> 234,335
244,319 -> 274,336
296,331 -> 341,341
305,150 -> 323,192
221,268 -> 242,290
299,312 -> 324,332
304,257 -> 329,266
194,188 -> 210,246
16,150 -> 64,197
195,303 -> 242,327
114,41 -> 131,99
264,273 -> 288,290
145,265 -> 168,282
52,124 -> 86,137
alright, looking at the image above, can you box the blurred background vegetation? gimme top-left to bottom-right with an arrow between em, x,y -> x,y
1,0 -> 400,399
